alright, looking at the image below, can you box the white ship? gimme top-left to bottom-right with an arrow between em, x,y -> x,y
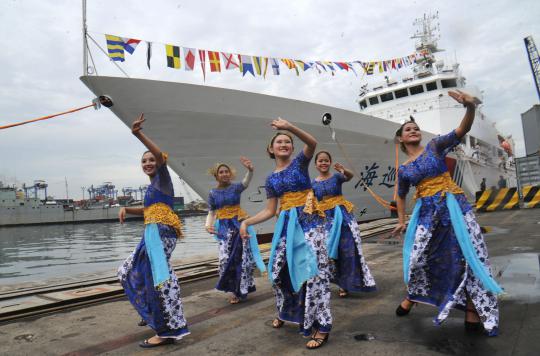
80,13 -> 514,235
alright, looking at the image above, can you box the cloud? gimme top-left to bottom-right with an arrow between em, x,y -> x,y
1,0 -> 539,199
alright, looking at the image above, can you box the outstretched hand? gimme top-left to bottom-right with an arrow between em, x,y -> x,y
448,90 -> 481,108
240,156 -> 254,172
131,113 -> 145,134
271,117 -> 292,131
334,162 -> 346,174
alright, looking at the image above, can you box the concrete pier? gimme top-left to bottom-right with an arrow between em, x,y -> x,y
1,209 -> 539,355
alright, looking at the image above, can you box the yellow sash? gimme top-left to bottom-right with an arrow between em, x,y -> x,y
215,205 -> 249,220
144,202 -> 183,238
318,195 -> 355,213
278,189 -> 325,217
414,172 -> 464,200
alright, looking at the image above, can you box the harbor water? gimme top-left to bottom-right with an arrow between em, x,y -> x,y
0,216 -> 215,286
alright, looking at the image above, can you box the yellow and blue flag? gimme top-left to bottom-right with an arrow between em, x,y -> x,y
106,34 -> 125,62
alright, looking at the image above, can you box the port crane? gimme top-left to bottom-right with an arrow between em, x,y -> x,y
524,36 -> 540,101
23,180 -> 48,200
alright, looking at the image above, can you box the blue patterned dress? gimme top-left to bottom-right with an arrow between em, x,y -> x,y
312,173 -> 376,292
208,183 -> 256,299
117,162 -> 189,339
266,151 -> 332,335
398,130 -> 499,335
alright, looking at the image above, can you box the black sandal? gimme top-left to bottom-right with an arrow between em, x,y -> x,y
272,318 -> 284,328
138,319 -> 147,326
395,298 -> 416,316
139,337 -> 175,348
306,332 -> 329,349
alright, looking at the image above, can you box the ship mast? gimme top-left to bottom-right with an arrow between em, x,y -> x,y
410,12 -> 442,78
82,0 -> 88,76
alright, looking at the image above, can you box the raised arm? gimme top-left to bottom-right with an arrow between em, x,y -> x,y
132,113 -> 165,166
239,197 -> 278,238
448,90 -> 480,139
240,156 -> 254,188
334,162 -> 353,182
271,118 -> 317,158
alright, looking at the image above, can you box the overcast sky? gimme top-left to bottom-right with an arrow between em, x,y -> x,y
1,0 -> 539,200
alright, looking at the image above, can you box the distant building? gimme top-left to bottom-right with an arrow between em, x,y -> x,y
521,105 -> 540,156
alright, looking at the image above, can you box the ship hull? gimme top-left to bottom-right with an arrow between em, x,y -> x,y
81,76 -> 408,234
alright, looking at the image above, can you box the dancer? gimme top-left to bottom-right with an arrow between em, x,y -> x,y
117,114 -> 189,347
205,158 -> 265,304
393,90 -> 501,336
312,151 -> 376,298
240,118 -> 332,349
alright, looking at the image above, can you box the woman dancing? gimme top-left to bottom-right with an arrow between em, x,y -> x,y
312,151 -> 376,298
117,114 -> 189,347
240,118 -> 332,349
393,90 -> 501,336
205,158 -> 265,304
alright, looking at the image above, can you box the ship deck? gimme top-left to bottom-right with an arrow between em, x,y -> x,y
1,210 -> 539,355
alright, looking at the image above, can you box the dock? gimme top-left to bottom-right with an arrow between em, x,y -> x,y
1,211 -> 539,355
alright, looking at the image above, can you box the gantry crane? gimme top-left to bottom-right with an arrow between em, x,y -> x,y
524,36 -> 540,101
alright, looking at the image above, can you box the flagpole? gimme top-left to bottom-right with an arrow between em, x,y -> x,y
82,0 -> 88,76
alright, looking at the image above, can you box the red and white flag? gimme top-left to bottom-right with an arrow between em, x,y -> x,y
221,52 -> 239,70
199,49 -> 207,81
182,47 -> 196,71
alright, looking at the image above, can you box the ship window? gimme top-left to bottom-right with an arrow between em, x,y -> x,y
409,85 -> 424,95
426,81 -> 437,91
369,97 -> 379,105
394,89 -> 408,99
380,92 -> 394,102
441,79 -> 457,88
359,100 -> 367,109
20,202 -> 24,206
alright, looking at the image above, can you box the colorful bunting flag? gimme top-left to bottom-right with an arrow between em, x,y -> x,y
337,62 -> 351,71
295,60 -> 312,71
281,59 -> 299,76
199,50 -> 207,80
221,52 -> 239,70
263,57 -> 270,78
146,41 -> 152,70
183,47 -> 196,71
270,58 -> 280,75
366,62 -> 374,75
165,44 -> 181,69
105,34 -> 125,62
208,51 -> 221,72
347,62 -> 357,76
315,61 -> 327,72
239,55 -> 255,76
253,56 -> 264,75
105,32 -> 416,79
123,38 -> 141,54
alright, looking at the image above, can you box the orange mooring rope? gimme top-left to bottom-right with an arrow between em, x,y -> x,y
393,142 -> 399,201
332,133 -> 399,211
0,103 -> 95,130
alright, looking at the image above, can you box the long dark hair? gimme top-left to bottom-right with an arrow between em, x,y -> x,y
395,116 -> 420,153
